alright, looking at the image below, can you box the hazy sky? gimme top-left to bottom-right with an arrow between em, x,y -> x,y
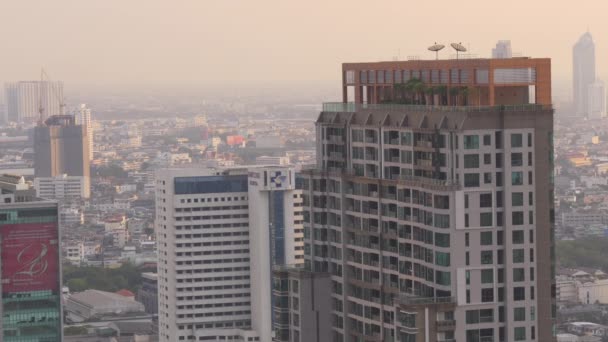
1,0 -> 606,87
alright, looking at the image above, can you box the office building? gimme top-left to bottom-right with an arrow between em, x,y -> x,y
0,198 -> 63,340
4,80 -> 64,122
247,167 -> 304,341
155,166 -> 303,341
573,32 -> 596,117
34,174 -> 90,200
588,80 -> 606,119
492,40 -> 512,59
74,104 -> 94,160
33,114 -> 90,196
295,57 -> 555,342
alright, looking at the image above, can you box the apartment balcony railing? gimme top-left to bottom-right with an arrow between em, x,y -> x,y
322,102 -> 552,113
436,319 -> 456,331
398,295 -> 456,306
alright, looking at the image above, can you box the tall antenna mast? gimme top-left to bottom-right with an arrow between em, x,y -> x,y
38,68 -> 44,125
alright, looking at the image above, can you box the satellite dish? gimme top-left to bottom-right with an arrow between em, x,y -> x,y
428,43 -> 445,60
451,42 -> 467,59
428,44 -> 445,52
450,43 -> 467,52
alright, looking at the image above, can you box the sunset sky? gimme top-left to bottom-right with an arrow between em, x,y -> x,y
1,0 -> 606,88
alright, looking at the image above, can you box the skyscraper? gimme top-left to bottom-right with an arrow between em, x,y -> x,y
294,57 -> 555,342
573,32 -> 596,117
155,166 -> 303,342
0,198 -> 63,341
4,81 -> 64,123
74,104 -> 94,160
588,80 -> 607,119
33,115 -> 90,195
492,40 -> 512,59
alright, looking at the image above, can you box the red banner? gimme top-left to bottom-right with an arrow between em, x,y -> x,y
1,223 -> 59,293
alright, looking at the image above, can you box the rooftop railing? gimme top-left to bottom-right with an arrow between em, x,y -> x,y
322,102 -> 552,113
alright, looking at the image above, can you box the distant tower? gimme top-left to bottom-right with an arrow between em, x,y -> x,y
492,40 -> 512,59
573,32 -> 596,117
588,80 -> 607,119
74,104 -> 94,160
3,80 -> 63,122
34,114 -> 91,195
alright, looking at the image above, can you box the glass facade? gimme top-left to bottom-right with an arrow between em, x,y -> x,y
0,205 -> 62,342
174,175 -> 248,194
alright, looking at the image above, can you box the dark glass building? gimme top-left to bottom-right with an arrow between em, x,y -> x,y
0,199 -> 62,341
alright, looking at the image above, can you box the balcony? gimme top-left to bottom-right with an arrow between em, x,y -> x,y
436,319 -> 456,332
398,295 -> 456,306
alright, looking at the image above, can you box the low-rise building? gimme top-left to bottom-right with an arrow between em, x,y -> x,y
65,290 -> 146,323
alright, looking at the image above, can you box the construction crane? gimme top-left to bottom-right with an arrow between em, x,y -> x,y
37,68 -> 66,125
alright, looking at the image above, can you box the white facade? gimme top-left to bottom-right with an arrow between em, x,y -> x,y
155,166 -> 303,342
34,174 -> 90,200
578,279 -> 608,304
65,243 -> 85,264
155,167 -> 259,342
588,80 -> 607,119
255,156 -> 290,166
247,167 -> 304,342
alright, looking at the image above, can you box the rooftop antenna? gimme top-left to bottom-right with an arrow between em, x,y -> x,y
428,43 -> 445,60
37,68 -> 45,126
451,42 -> 467,60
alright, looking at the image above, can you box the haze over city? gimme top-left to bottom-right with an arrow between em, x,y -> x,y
1,0 -> 607,89
3,2 -> 608,342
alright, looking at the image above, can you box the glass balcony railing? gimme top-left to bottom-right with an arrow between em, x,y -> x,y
322,102 -> 552,113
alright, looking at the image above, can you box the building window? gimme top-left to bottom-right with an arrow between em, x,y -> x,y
511,133 -> 523,148
481,251 -> 493,264
464,154 -> 480,168
480,193 -> 493,207
513,268 -> 525,282
483,134 -> 491,146
514,327 -> 526,341
480,231 -> 493,245
481,288 -> 494,302
514,307 -> 526,321
464,135 -> 479,149
512,192 -> 523,206
513,249 -> 524,263
511,172 -> 523,185
512,212 -> 524,225
481,269 -> 494,283
512,230 -> 524,244
480,213 -> 493,227
464,174 -> 480,187
513,287 -> 525,301
511,153 -> 523,167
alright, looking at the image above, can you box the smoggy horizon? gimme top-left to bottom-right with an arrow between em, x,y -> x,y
1,0 -> 607,88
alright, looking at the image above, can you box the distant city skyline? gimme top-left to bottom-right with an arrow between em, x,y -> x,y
0,1 -> 606,86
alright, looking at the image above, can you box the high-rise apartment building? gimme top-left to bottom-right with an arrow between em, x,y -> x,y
155,166 -> 303,342
4,81 -> 64,122
74,104 -> 94,160
588,80 -> 606,119
492,41 -> 512,59
295,57 -> 555,342
0,199 -> 63,341
573,32 -> 596,117
33,115 -> 90,196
